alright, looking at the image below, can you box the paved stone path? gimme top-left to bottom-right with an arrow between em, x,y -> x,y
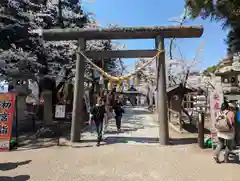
1,107 -> 240,181
81,107 -> 160,145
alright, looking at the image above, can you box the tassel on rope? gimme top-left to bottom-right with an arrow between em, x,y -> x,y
99,74 -> 104,85
107,80 -> 112,91
127,78 -> 131,89
120,81 -> 123,91
133,76 -> 138,85
116,81 -> 121,92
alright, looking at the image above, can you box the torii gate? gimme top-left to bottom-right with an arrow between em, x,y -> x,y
41,25 -> 203,145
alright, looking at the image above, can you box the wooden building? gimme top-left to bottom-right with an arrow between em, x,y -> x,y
167,84 -> 194,131
167,84 -> 193,112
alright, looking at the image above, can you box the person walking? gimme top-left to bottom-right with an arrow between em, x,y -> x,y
213,102 -> 235,163
90,97 -> 106,146
113,98 -> 124,133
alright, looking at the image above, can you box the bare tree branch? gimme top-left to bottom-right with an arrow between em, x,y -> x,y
168,8 -> 188,60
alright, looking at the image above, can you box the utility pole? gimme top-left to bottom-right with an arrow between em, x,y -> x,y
155,36 -> 169,145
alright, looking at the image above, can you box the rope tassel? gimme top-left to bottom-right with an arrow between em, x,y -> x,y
133,76 -> 138,85
107,80 -> 112,91
99,75 -> 104,85
127,79 -> 131,89
116,81 -> 121,92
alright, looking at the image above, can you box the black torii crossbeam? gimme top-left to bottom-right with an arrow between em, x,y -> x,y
40,25 -> 203,145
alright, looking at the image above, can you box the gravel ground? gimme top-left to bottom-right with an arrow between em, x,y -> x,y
1,107 -> 240,181
0,144 -> 240,181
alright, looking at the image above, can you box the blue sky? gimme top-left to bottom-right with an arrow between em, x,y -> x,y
83,0 -> 228,72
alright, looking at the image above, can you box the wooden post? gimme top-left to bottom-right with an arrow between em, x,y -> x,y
179,110 -> 183,131
90,69 -> 95,106
168,97 -> 171,123
149,84 -> 153,107
198,112 -> 205,148
100,58 -> 105,97
71,39 -> 85,142
155,36 -> 169,145
43,90 -> 53,125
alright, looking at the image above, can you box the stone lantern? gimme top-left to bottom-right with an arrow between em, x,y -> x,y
215,54 -> 240,100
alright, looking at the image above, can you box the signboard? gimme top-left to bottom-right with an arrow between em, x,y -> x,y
192,95 -> 207,112
0,93 -> 15,151
55,105 -> 66,119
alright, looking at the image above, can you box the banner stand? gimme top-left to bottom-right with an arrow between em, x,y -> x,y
0,93 -> 16,151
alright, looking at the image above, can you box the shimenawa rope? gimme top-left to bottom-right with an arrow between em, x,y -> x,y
78,49 -> 164,81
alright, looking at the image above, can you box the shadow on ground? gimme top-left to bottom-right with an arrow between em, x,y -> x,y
15,123 -> 91,151
102,137 -> 199,145
0,160 -> 32,171
14,137 -> 59,151
170,137 -> 198,145
15,123 -> 70,151
182,123 -> 210,134
104,128 -> 137,134
225,158 -> 240,165
104,124 -> 145,134
0,160 -> 31,180
125,108 -> 152,115
0,175 -> 30,181
104,136 -> 159,144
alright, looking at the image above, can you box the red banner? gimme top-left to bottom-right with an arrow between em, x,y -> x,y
0,93 -> 15,151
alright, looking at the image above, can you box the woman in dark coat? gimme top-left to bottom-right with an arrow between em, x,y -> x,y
113,98 -> 124,132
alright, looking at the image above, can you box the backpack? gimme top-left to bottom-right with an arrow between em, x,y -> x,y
215,110 -> 231,132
